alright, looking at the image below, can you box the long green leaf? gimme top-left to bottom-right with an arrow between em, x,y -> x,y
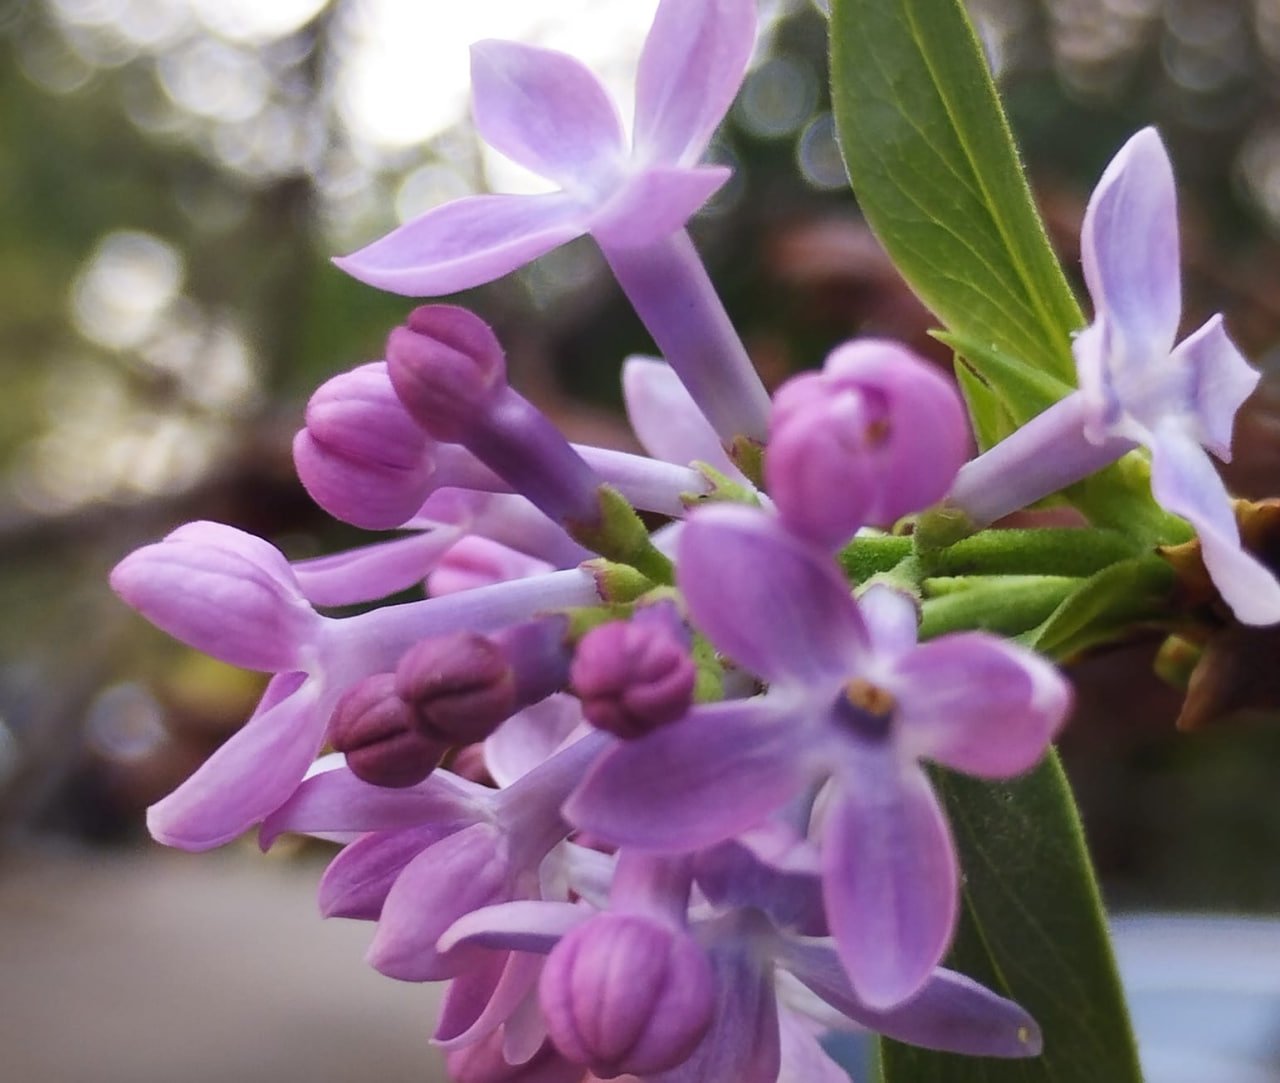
830,0 -> 1083,385
879,755 -> 1144,1083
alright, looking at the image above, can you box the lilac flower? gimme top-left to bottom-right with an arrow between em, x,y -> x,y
431,537 -> 556,597
334,0 -> 770,446
766,339 -> 970,548
567,506 -> 1071,1008
947,128 -> 1280,625
111,523 -> 601,849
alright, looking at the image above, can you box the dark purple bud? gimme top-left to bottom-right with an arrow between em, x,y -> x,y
765,339 -> 969,547
386,304 -> 507,442
329,673 -> 447,788
571,617 -> 696,739
539,913 -> 716,1078
395,632 -> 518,745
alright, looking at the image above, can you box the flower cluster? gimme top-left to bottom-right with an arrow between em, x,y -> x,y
111,2 -> 1277,1081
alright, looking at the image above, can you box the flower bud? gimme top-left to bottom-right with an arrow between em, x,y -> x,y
329,673 -> 447,788
387,305 -> 507,442
765,339 -> 969,547
428,536 -> 554,597
571,618 -> 695,739
539,914 -> 715,1078
395,633 -> 518,745
295,361 -> 437,529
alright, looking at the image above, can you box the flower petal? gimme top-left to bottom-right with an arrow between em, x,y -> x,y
677,505 -> 865,685
292,528 -> 462,607
434,948 -> 511,1045
486,695 -> 587,788
622,356 -> 736,474
367,822 -> 511,981
334,193 -> 586,297
565,698 -> 808,852
591,165 -> 730,248
891,634 -> 1071,778
1080,128 -> 1182,366
779,939 -> 1042,1057
318,824 -> 459,920
776,1009 -> 849,1083
470,40 -> 625,192
633,0 -> 758,167
1149,420 -> 1280,625
857,584 -> 920,660
822,762 -> 958,1009
437,950 -> 545,1053
259,765 -> 484,848
147,674 -> 323,851
440,900 -> 589,955
1172,314 -> 1260,460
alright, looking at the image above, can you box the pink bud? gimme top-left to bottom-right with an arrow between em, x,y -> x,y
395,633 -> 518,745
328,673 -> 447,788
765,339 -> 970,548
428,535 -> 555,597
539,914 -> 715,1078
387,305 -> 508,442
571,618 -> 695,739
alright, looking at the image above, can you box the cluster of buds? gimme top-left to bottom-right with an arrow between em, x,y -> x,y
110,2 -> 1280,1081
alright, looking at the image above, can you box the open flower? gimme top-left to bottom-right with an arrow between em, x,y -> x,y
567,507 -> 1071,1009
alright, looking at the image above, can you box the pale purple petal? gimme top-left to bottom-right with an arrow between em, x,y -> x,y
822,761 -> 958,1009
293,529 -> 462,607
470,40 -> 625,192
891,635 -> 1071,778
502,982 -> 550,1066
334,193 -> 586,297
367,822 -> 512,981
165,521 -> 297,588
591,165 -> 730,248
1149,421 -> 1280,625
147,675 -> 323,851
779,939 -> 1043,1057
486,695 -> 587,788
437,950 -> 544,1051
694,841 -> 826,936
1173,314 -> 1261,460
259,766 -> 485,848
648,943 -> 779,1083
1081,127 -> 1181,363
677,505 -> 865,685
318,823 -> 459,919
622,356 -> 736,474
440,900 -> 589,955
633,0 -> 758,167
776,1009 -> 849,1083
435,949 -> 511,1046
565,698 -> 808,852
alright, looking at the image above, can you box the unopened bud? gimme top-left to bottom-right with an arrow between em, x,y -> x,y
395,633 -> 518,745
571,618 -> 695,739
539,914 -> 715,1078
329,673 -> 447,788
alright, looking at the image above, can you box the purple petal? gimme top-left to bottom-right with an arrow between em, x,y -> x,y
367,822 -> 511,981
165,521 -> 297,588
318,824 -> 460,920
1173,314 -> 1260,460
694,841 -> 827,936
858,584 -> 920,659
1149,421 -> 1280,625
891,634 -> 1071,779
436,950 -> 544,1051
293,430 -> 433,532
293,529 -> 461,607
822,763 -> 958,1009
776,1009 -> 849,1083
677,505 -> 866,685
779,939 -> 1042,1057
648,943 -> 780,1083
259,765 -> 484,848
435,949 -> 510,1045
334,193 -> 586,297
470,40 -> 625,192
147,675 -> 324,851
591,165 -> 730,248
440,900 -> 589,955
564,698 -> 808,851
1081,127 -> 1181,363
486,695 -> 586,788
622,356 -> 736,474
633,0 -> 758,167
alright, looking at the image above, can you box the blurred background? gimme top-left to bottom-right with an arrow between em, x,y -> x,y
1,0 -> 1279,1079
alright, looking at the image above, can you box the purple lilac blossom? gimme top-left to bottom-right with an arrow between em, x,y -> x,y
947,127 -> 1280,625
567,506 -> 1071,1009
333,0 -> 770,446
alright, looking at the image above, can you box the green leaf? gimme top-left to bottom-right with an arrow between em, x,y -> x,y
954,360 -> 1014,451
878,754 -> 1144,1083
830,0 -> 1084,387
